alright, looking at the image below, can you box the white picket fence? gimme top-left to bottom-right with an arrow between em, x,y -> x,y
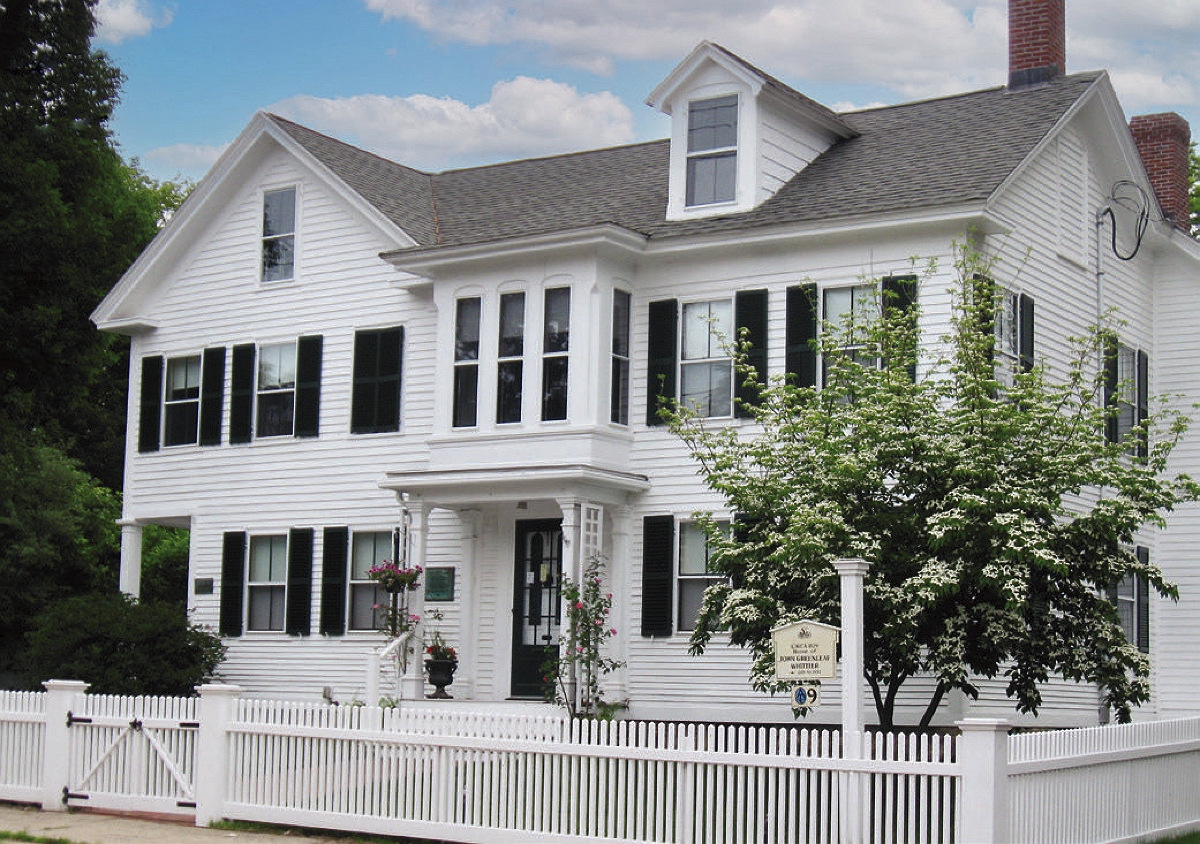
3,682 -> 1200,843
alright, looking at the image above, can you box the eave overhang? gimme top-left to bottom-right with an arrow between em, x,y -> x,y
380,464 -> 651,509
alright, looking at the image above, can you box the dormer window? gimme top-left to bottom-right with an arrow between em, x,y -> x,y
686,96 -> 738,206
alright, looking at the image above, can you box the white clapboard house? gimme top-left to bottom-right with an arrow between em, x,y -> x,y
93,0 -> 1200,726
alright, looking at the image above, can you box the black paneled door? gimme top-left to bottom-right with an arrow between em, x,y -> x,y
511,519 -> 563,698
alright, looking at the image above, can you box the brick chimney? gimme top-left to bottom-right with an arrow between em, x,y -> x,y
1009,0 -> 1066,89
1129,113 -> 1193,231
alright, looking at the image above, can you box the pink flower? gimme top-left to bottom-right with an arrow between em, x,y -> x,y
595,619 -> 603,625
575,601 -> 584,610
610,629 -> 618,635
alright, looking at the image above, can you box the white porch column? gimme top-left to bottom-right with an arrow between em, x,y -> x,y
117,519 -> 143,598
401,503 -> 429,700
556,498 -> 583,710
456,508 -> 481,700
608,505 -> 631,702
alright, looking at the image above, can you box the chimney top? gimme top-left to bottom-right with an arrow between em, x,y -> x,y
1009,0 -> 1066,89
1130,113 -> 1193,231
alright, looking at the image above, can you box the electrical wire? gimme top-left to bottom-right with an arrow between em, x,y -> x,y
1098,180 -> 1151,261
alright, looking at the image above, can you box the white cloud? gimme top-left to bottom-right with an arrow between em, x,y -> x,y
364,0 -> 1200,112
143,143 -> 228,175
270,77 -> 636,170
94,0 -> 174,45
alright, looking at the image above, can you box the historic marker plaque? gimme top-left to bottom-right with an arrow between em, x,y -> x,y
771,620 -> 839,681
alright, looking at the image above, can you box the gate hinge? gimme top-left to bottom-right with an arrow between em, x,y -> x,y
65,711 -> 93,728
62,786 -> 88,804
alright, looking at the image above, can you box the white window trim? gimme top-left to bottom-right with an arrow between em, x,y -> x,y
162,353 -> 202,447
685,94 -> 739,209
348,529 -> 393,633
260,185 -> 299,284
246,534 -> 288,632
679,296 -> 735,419
676,519 -> 730,634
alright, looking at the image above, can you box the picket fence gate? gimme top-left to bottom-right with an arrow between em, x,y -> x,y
3,681 -> 1200,843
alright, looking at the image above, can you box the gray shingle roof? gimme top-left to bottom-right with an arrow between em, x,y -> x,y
268,70 -> 1102,252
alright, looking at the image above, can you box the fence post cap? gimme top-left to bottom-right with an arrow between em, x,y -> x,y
197,683 -> 242,698
955,718 -> 1011,732
42,679 -> 90,693
831,557 -> 871,576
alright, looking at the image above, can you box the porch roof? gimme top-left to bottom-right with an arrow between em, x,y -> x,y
379,464 -> 650,509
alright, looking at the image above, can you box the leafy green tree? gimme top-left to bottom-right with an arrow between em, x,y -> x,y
25,593 -> 225,696
671,248 -> 1198,726
140,526 -> 191,606
0,425 -> 120,673
1190,142 -> 1199,234
0,0 -> 188,489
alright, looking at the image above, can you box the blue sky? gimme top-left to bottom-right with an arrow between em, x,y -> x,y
95,0 -> 1200,184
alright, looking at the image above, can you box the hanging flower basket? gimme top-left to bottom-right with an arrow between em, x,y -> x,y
369,561 -> 422,593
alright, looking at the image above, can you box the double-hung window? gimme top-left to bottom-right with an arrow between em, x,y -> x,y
453,297 -> 481,428
821,284 -> 876,383
348,531 -> 391,631
681,299 -> 734,417
686,96 -> 738,207
993,288 -> 1035,389
257,342 -> 297,437
677,521 -> 728,632
1109,547 -> 1150,653
262,187 -> 296,282
541,288 -> 570,421
247,535 -> 287,631
611,290 -> 631,425
1104,336 -> 1148,458
163,355 -> 201,446
497,293 -> 525,424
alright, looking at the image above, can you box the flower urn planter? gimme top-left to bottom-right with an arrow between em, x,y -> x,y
425,659 -> 456,698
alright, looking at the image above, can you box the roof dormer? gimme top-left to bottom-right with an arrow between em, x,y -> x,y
648,42 -> 857,222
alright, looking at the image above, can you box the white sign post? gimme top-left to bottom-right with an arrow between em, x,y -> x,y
832,557 -> 870,844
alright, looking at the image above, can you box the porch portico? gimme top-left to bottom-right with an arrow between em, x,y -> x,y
379,464 -> 648,706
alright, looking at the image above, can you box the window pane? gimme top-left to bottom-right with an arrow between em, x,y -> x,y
499,293 -> 525,357
455,298 -> 481,361
541,356 -> 568,421
686,153 -> 736,206
1117,345 -> 1136,441
257,392 -> 294,437
612,290 -> 630,357
453,365 -> 478,427
248,585 -> 285,631
249,536 -> 287,582
166,356 -> 201,400
544,288 -> 570,352
263,188 -> 295,237
258,344 -> 296,390
677,579 -> 712,632
688,96 -> 738,152
995,292 -> 1019,358
349,583 -> 384,630
611,357 -> 630,425
497,360 -> 523,423
262,236 -> 294,282
163,402 -> 199,446
679,523 -> 710,575
681,361 -> 732,417
351,532 -> 390,580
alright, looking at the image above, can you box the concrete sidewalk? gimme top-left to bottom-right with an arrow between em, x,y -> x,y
0,803 -> 383,844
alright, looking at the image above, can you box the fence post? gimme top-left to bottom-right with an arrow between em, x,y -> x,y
41,679 -> 89,812
956,718 -> 1010,844
195,684 -> 241,827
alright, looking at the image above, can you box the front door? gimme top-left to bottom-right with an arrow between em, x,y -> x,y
511,519 -> 563,698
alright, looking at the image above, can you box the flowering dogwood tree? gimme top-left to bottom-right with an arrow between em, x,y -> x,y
670,248 -> 1198,726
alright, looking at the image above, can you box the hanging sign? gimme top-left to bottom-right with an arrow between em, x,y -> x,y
771,620 -> 839,681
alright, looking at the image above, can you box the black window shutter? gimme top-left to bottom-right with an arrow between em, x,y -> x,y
138,356 -> 163,453
882,275 -> 918,381
1135,546 -> 1150,653
641,515 -> 674,637
1103,334 -> 1119,444
199,347 -> 226,446
785,284 -> 818,388
1136,349 -> 1149,461
351,327 -> 403,434
734,289 -> 768,417
230,344 -> 256,444
1018,294 -> 1035,373
285,527 -> 314,636
219,531 -> 246,637
294,335 -> 323,438
320,527 -> 349,636
646,299 -> 678,426
881,275 -> 917,316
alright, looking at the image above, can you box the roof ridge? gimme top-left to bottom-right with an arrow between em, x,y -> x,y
840,70 -> 1104,117
434,138 -> 669,176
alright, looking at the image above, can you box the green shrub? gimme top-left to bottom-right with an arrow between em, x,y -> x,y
24,593 -> 225,696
